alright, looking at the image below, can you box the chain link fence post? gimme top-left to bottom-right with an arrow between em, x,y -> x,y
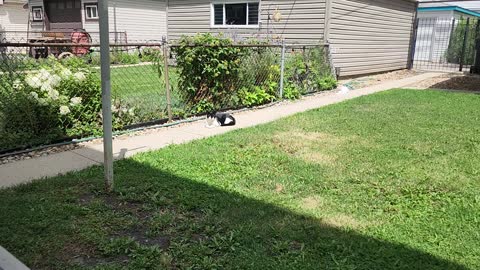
459,18 -> 471,72
279,40 -> 286,99
163,38 -> 173,121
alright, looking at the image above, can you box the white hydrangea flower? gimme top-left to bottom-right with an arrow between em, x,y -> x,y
73,72 -> 87,82
30,91 -> 39,100
59,105 -> 71,115
41,82 -> 54,92
47,89 -> 60,100
60,68 -> 73,78
25,75 -> 42,88
49,75 -> 62,87
128,108 -> 135,116
38,69 -> 51,80
70,97 -> 82,106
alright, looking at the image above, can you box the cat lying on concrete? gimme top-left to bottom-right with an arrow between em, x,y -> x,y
205,112 -> 236,128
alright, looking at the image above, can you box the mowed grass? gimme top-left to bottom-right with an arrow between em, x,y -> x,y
109,65 -> 182,119
1,89 -> 479,269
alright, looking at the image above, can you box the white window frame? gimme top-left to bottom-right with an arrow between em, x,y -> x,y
210,1 -> 260,29
85,3 -> 99,20
32,6 -> 44,22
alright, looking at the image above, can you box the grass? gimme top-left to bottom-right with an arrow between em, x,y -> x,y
1,89 -> 479,269
108,64 -> 183,120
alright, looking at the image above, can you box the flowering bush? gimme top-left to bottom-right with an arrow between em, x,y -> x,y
0,57 -> 100,150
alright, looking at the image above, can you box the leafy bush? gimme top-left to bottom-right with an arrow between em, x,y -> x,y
140,47 -> 163,63
173,33 -> 246,113
112,51 -> 140,65
89,51 -> 140,66
239,86 -> 276,107
237,48 -> 280,106
445,18 -> 477,65
285,47 -> 336,95
0,56 -> 134,151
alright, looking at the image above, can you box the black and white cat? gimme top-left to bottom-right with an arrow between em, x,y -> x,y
206,112 -> 236,128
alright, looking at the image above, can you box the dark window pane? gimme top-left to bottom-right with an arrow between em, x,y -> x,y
225,3 -> 246,25
214,4 -> 223,25
248,3 -> 259,25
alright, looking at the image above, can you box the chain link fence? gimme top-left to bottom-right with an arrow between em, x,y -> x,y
0,39 -> 335,154
412,17 -> 480,72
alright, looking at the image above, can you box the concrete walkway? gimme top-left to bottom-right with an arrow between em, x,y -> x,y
0,72 -> 440,188
0,246 -> 30,270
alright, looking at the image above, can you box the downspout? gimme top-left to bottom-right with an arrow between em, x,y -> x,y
165,0 -> 169,41
324,0 -> 332,43
408,0 -> 419,69
324,0 -> 337,77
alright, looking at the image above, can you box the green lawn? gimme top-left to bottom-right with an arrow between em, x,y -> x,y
1,89 -> 479,269
109,65 -> 183,120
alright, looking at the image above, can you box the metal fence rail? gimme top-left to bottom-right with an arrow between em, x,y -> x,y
412,17 -> 480,72
0,41 -> 335,154
0,31 -> 128,44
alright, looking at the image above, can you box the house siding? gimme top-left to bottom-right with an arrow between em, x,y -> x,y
168,0 -> 326,43
0,2 -> 29,41
329,0 -> 416,76
27,0 -> 167,42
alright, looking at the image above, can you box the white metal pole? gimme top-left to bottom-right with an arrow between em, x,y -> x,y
98,0 -> 114,192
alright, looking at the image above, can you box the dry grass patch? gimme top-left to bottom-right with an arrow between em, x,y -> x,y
322,214 -> 366,230
300,196 -> 324,210
272,130 -> 356,165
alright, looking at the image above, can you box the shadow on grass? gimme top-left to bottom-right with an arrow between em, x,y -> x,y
0,153 -> 469,270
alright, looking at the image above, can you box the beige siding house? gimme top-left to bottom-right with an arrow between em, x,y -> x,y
0,0 -> 29,41
27,0 -> 167,42
329,0 -> 417,76
19,0 -> 417,76
168,0 -> 417,77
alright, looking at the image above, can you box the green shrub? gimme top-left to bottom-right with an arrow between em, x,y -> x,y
112,51 -> 140,65
445,18 -> 477,65
140,47 -> 163,63
285,47 -> 336,95
173,33 -> 246,113
88,51 -> 140,66
239,86 -> 276,107
0,57 -> 135,151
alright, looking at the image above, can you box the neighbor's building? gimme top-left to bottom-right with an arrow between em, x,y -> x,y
167,0 -> 418,77
26,0 -> 167,42
414,6 -> 480,63
20,0 -> 418,77
0,0 -> 28,42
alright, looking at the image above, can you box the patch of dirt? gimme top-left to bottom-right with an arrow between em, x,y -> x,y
275,183 -> 285,193
409,74 -> 480,92
340,69 -> 420,90
124,227 -> 171,249
61,240 -> 129,268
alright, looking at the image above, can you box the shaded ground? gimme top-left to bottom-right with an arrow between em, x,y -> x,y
410,73 -> 480,92
1,90 -> 479,269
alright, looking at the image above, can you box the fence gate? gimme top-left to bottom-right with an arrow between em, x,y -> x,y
411,17 -> 480,72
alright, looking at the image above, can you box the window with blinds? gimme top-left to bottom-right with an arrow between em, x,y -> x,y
212,2 -> 260,27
